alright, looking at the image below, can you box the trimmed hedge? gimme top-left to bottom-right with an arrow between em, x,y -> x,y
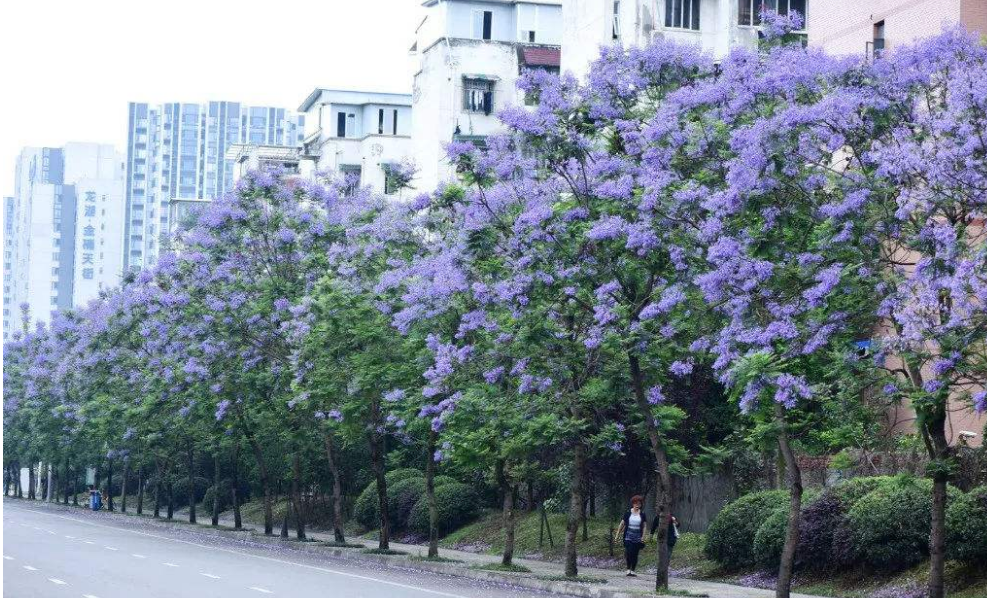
847,477 -> 961,571
946,486 -> 987,563
388,477 -> 427,531
355,468 -> 425,530
704,489 -> 788,569
752,506 -> 788,568
408,482 -> 479,535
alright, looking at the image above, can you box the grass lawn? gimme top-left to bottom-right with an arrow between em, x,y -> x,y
440,509 -> 987,598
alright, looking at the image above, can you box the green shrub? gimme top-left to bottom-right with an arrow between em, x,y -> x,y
386,468 -> 423,485
830,475 -> 896,505
847,477 -> 960,571
946,486 -> 987,563
201,484 -> 228,514
433,475 -> 457,488
409,482 -> 479,535
704,489 -> 788,569
752,506 -> 789,568
388,477 -> 427,531
354,469 -> 426,530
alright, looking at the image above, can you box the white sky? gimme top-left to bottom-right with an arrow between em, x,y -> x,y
0,0 -> 426,197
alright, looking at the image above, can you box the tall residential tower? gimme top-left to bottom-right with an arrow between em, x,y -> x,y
4,144 -> 126,337
124,102 -> 304,270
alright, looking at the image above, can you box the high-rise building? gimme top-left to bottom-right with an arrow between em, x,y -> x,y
808,0 -> 986,58
4,144 -> 126,337
124,102 -> 305,270
411,0 -> 563,192
562,0 -> 809,80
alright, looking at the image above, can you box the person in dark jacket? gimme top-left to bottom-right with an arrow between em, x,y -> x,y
613,495 -> 648,576
650,513 -> 681,556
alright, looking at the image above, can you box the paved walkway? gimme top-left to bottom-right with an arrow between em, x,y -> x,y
177,508 -> 825,598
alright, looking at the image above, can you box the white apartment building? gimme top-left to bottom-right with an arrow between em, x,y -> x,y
296,89 -> 414,196
4,143 -> 125,336
562,0 -> 808,79
411,0 -> 563,192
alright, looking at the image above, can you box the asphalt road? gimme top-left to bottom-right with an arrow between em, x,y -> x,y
3,503 -> 567,598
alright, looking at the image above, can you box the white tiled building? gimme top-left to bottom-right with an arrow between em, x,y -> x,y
4,143 -> 125,335
296,89 -> 414,196
562,0 -> 809,79
411,0 -> 562,193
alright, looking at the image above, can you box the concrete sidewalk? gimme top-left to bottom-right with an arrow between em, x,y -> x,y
175,505 -> 824,598
18,498 -> 825,598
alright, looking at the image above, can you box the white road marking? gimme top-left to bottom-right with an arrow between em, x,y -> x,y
65,535 -> 75,539
163,562 -> 179,567
83,595 -> 101,598
7,506 -> 472,598
131,553 -> 146,559
2,555 -> 12,560
48,578 -> 67,585
46,530 -> 56,535
200,573 -> 221,579
104,546 -> 118,551
84,541 -> 95,545
249,587 -> 273,594
23,565 -> 37,571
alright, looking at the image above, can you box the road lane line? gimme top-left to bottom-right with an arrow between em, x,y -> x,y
84,541 -> 95,545
131,553 -> 147,559
83,595 -> 101,598
65,535 -> 75,539
6,505 -> 472,598
3,555 -> 12,560
162,562 -> 179,567
200,573 -> 221,579
249,587 -> 273,594
48,578 -> 68,585
104,546 -> 118,551
23,565 -> 37,571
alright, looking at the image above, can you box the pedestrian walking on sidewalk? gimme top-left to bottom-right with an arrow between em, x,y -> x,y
614,495 -> 647,577
89,485 -> 102,511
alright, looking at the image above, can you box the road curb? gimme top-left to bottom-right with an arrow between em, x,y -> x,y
5,499 -> 658,597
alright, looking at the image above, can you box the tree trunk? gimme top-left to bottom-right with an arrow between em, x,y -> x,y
45,462 -> 53,501
106,458 -> 114,511
17,461 -> 23,498
369,423 -> 390,550
322,432 -> 346,543
63,459 -> 71,504
502,476 -> 517,566
526,481 -> 535,513
774,403 -> 803,598
292,452 -> 306,540
628,352 -> 673,591
926,412 -> 952,598
71,467 -> 77,506
212,450 -> 221,526
426,427 -> 439,558
154,476 -> 161,518
28,463 -> 35,500
187,444 -> 196,524
231,440 -> 242,530
167,481 -> 174,520
247,436 -> 274,535
564,439 -> 586,577
121,459 -> 130,513
136,465 -> 144,515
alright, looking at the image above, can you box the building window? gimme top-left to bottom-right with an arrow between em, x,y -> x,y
337,112 -> 347,137
613,1 -> 621,39
383,164 -> 404,195
473,10 -> 493,40
665,0 -> 700,30
871,20 -> 885,58
463,78 -> 494,114
378,109 -> 385,135
739,0 -> 806,27
393,109 -> 398,135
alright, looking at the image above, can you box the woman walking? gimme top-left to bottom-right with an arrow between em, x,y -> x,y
614,495 -> 648,576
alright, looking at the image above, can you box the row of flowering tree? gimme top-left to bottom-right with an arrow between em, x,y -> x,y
4,17 -> 986,598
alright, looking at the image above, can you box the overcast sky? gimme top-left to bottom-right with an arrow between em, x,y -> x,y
0,0 -> 425,197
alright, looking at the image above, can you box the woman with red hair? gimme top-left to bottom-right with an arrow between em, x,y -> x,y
613,495 -> 647,576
